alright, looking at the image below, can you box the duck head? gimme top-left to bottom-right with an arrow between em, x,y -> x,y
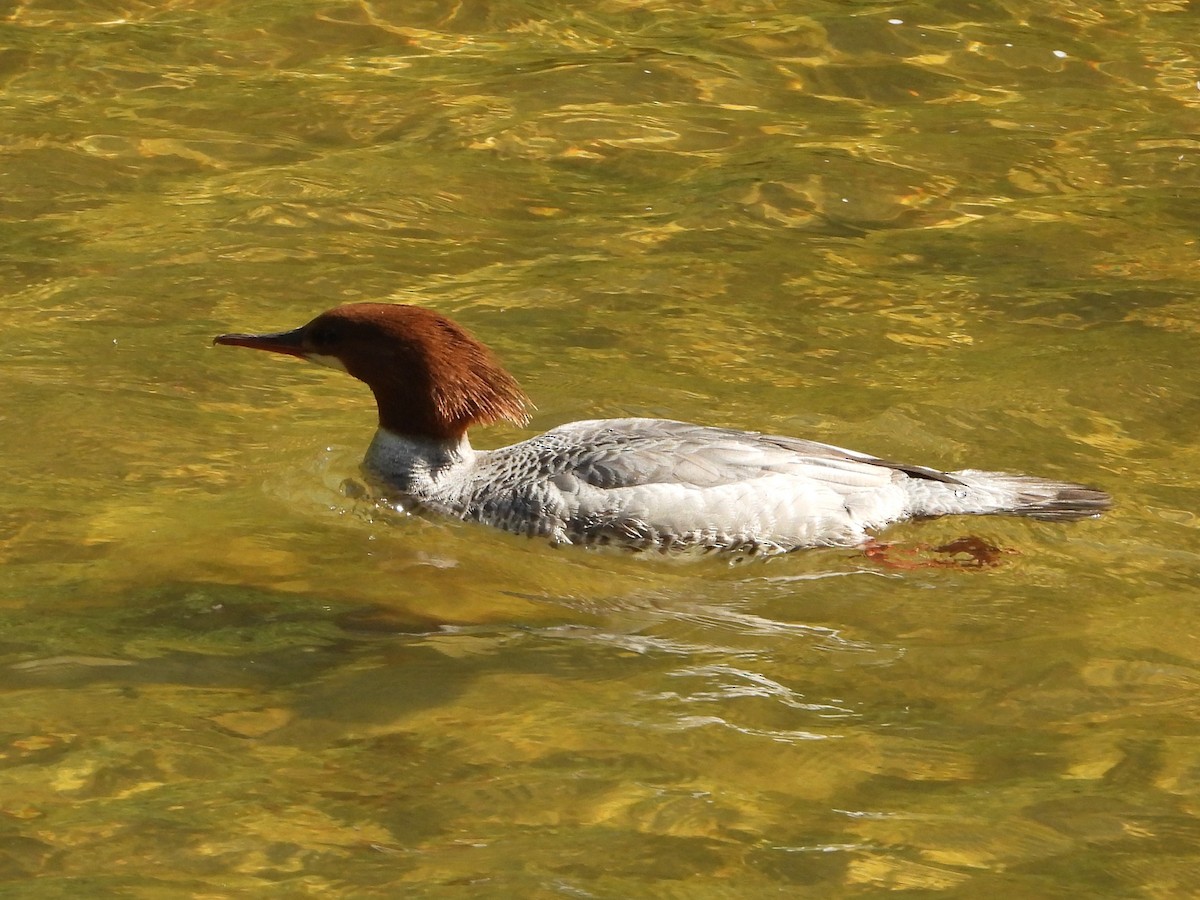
215,302 -> 530,441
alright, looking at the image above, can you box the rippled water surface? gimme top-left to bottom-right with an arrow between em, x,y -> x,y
3,0 -> 1200,895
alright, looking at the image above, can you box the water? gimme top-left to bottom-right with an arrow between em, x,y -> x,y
2,0 -> 1199,895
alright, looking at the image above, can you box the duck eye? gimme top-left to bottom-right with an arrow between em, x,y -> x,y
308,325 -> 339,348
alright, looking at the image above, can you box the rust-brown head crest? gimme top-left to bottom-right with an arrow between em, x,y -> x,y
215,303 -> 530,441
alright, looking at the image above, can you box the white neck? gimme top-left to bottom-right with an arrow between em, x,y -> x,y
363,428 -> 475,492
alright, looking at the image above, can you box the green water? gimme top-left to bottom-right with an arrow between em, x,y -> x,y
2,0 -> 1199,895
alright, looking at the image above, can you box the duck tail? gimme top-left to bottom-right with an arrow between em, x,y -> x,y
945,470 -> 1112,521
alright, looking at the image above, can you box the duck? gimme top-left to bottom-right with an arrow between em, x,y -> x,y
214,303 -> 1109,558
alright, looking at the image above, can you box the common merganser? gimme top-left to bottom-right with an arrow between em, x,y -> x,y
214,303 -> 1109,557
